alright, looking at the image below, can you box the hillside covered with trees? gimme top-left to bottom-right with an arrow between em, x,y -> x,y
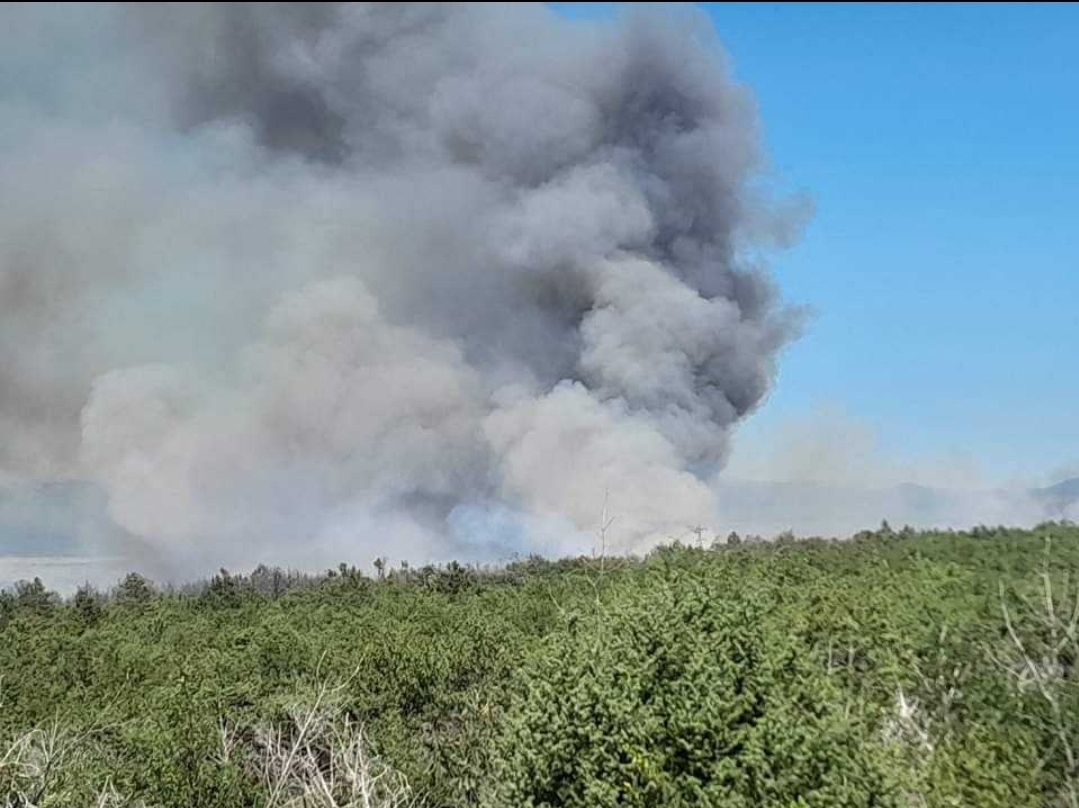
4,523 -> 1079,807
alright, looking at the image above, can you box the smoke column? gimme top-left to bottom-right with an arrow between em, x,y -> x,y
0,3 -> 806,576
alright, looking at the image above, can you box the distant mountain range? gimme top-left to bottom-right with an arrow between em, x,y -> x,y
713,476 -> 1079,539
1032,477 -> 1079,518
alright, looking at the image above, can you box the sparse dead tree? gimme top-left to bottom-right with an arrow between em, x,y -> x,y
0,719 -> 147,808
249,710 -> 417,808
990,536 -> 1079,808
881,686 -> 933,753
594,489 -> 615,574
239,657 -> 419,808
0,676 -> 150,808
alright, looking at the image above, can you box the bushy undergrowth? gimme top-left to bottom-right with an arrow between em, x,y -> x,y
484,574 -> 898,807
3,522 -> 1079,807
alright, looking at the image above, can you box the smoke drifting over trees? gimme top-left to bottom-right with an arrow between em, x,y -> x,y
0,3 -> 807,575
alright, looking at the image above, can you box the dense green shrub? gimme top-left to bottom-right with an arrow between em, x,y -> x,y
3,524 -> 1079,806
486,573 -> 898,807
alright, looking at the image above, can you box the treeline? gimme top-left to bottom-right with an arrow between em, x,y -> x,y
3,521 -> 1079,807
6,519 -> 1061,616
2,557 -> 544,624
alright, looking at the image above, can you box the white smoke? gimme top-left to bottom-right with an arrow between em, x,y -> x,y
1,3 -> 806,576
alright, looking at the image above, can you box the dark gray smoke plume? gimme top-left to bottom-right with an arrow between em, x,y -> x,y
0,3 -> 806,576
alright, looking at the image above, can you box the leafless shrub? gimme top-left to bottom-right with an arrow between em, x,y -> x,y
0,721 -> 149,808
881,686 -> 933,754
989,536 -> 1079,808
2,659 -> 418,808
235,660 -> 420,808
0,676 -> 150,808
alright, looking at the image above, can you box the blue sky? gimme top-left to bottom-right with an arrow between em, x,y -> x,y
557,2 -> 1079,486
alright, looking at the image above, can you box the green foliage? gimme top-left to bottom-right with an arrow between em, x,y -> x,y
486,574 -> 897,807
2,525 -> 1079,806
0,590 -> 14,630
203,568 -> 246,608
115,573 -> 155,606
72,584 -> 103,627
14,577 -> 57,617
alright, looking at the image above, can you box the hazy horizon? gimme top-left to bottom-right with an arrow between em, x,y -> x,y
2,3 -> 1076,588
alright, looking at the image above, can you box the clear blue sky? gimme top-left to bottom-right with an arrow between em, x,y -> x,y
555,2 -> 1079,486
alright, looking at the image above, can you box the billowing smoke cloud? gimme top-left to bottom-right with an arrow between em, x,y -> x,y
1,3 -> 806,576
